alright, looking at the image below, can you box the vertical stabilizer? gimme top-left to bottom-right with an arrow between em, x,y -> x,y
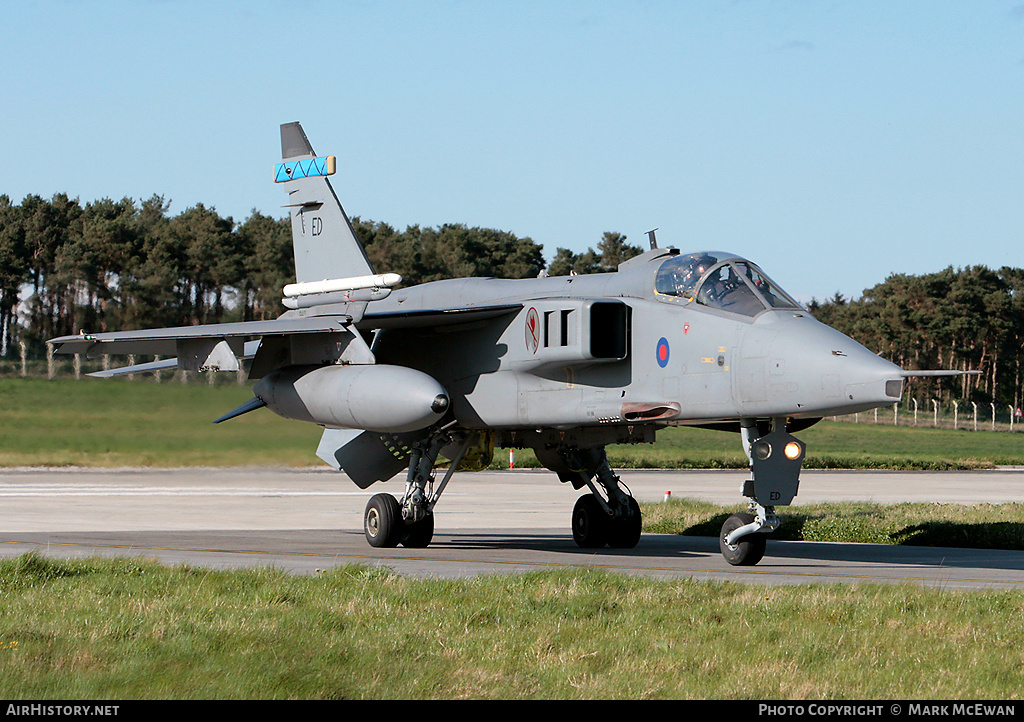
278,122 -> 375,283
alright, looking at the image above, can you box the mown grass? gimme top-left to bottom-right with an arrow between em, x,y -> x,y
2,377 -> 1022,469
641,499 -> 1024,550
1,552 -> 1023,699
0,377 -> 320,467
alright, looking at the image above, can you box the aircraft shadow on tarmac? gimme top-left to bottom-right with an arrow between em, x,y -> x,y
429,530 -> 1024,573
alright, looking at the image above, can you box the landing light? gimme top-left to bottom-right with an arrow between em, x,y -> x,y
784,441 -> 803,461
753,441 -> 772,460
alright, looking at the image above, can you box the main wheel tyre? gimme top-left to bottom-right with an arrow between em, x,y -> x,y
572,494 -> 610,548
401,513 -> 434,548
364,493 -> 403,548
607,496 -> 642,549
719,512 -> 767,566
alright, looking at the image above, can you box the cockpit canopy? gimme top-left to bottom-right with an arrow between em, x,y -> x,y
654,251 -> 801,316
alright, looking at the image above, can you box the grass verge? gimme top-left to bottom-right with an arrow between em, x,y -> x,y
1,553 -> 1023,699
3,377 -> 1022,469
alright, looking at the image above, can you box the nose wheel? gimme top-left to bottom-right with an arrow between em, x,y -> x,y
719,512 -> 767,566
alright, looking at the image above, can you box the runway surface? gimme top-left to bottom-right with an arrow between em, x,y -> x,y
2,467 -> 1023,589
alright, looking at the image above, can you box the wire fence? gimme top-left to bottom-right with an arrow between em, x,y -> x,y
831,399 -> 1024,432
0,345 -> 247,386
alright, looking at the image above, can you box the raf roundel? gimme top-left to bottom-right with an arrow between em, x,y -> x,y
656,337 -> 670,368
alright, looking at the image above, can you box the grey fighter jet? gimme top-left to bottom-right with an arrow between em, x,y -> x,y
49,122 -> 952,565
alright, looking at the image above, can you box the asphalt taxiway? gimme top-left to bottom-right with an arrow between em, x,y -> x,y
2,467 -> 1022,589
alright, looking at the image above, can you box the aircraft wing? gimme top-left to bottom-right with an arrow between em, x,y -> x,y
49,316 -> 354,357
358,303 -> 522,330
48,314 -> 369,379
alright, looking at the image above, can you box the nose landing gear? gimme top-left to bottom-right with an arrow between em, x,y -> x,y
718,419 -> 804,566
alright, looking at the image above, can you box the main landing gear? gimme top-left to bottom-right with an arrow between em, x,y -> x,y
360,431 -> 644,551
572,493 -> 642,549
362,428 -> 472,549
718,419 -> 805,566
536,445 -> 643,550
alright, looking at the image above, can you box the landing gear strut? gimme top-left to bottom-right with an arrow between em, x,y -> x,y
362,427 -> 472,549
553,446 -> 642,550
718,418 -> 804,566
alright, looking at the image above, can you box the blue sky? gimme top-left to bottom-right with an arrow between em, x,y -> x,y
5,1 -> 1023,301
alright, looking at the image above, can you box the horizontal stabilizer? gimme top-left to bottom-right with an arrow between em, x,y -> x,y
901,370 -> 982,377
86,340 -> 263,377
88,357 -> 179,378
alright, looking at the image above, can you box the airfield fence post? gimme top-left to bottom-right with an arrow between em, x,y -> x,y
155,356 -> 162,383
953,400 -> 959,429
991,403 -> 996,431
913,398 -> 918,426
103,354 -> 110,372
46,343 -> 54,379
127,355 -> 136,381
874,408 -> 878,423
932,399 -> 939,427
893,403 -> 898,425
73,354 -> 81,379
1010,406 -> 1015,433
972,401 -> 978,431
19,341 -> 26,377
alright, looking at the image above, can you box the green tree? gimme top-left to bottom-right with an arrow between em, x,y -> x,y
238,211 -> 292,320
172,204 -> 239,325
0,196 -> 28,356
20,193 -> 83,345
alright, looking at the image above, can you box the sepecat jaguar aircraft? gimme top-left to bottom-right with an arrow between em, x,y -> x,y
49,122 -> 957,565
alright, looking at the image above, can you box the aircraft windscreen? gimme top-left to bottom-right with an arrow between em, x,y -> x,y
731,262 -> 801,310
654,253 -> 802,316
696,264 -> 765,316
654,252 -> 729,299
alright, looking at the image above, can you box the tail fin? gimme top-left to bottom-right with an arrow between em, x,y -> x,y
277,122 -> 375,283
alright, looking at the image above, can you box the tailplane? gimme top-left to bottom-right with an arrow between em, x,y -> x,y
277,122 -> 376,284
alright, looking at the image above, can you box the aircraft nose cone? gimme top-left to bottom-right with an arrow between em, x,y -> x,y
748,312 -> 906,417
837,350 -> 904,406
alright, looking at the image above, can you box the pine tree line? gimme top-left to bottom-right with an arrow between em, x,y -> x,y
0,194 -> 643,360
4,193 -> 1018,406
809,266 -> 1024,408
